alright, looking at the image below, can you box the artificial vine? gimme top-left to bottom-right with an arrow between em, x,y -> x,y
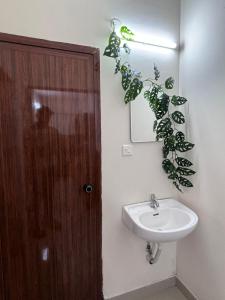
103,20 -> 196,192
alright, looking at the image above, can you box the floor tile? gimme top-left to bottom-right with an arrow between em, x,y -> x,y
144,287 -> 187,300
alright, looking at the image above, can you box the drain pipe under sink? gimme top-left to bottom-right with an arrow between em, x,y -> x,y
146,242 -> 162,264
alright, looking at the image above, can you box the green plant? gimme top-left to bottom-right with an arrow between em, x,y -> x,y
103,21 -> 196,192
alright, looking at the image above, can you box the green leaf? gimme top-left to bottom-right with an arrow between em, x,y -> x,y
176,142 -> 195,152
122,73 -> 132,90
114,59 -> 121,74
173,181 -> 183,192
172,111 -> 185,124
154,64 -> 160,81
162,159 -> 176,174
145,88 -> 169,120
178,176 -> 193,187
104,31 -> 121,58
156,118 -> 172,135
177,167 -> 196,176
175,131 -> 185,142
144,86 -> 159,103
162,146 -> 170,158
168,172 -> 179,180
120,26 -> 134,41
175,157 -> 193,167
165,77 -> 174,89
124,78 -> 143,103
157,128 -> 173,140
120,65 -> 133,91
155,93 -> 170,119
171,96 -> 187,106
104,45 -> 119,58
153,94 -> 170,120
164,135 -> 176,151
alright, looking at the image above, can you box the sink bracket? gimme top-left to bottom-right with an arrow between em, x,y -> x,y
146,242 -> 162,264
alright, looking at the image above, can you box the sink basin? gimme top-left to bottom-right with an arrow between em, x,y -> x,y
122,198 -> 198,242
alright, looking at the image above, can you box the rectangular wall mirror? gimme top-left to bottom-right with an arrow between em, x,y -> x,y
127,45 -> 180,143
130,96 -> 157,143
130,98 -> 188,143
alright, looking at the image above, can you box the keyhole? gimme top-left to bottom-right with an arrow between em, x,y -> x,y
83,184 -> 93,193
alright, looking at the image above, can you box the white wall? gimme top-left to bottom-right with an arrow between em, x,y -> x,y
178,1 -> 225,299
0,0 -> 180,298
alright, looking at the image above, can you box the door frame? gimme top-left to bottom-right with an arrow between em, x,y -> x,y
0,32 -> 102,299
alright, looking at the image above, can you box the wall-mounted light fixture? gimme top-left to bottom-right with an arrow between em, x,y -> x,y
112,18 -> 177,50
130,37 -> 177,50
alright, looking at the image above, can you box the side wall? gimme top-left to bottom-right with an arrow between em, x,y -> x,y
178,1 -> 225,299
0,0 -> 180,298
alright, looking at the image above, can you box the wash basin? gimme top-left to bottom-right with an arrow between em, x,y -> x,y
122,198 -> 198,242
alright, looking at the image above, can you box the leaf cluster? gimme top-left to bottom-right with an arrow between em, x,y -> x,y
103,23 -> 196,192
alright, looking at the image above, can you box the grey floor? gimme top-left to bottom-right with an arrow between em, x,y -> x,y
144,287 -> 187,300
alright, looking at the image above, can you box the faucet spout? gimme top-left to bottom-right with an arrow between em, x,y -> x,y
150,193 -> 159,209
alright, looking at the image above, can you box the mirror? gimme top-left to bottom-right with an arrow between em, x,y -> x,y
130,96 -> 187,143
130,95 -> 156,143
126,44 -> 179,143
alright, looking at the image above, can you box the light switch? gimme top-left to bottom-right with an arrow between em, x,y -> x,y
122,144 -> 133,156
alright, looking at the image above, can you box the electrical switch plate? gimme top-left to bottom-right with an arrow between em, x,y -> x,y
122,144 -> 133,156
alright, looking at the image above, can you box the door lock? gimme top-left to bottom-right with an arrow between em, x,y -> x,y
83,184 -> 93,193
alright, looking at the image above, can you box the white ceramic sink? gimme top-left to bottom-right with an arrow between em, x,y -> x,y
122,198 -> 198,242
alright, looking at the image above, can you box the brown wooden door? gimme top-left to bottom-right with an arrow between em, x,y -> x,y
0,34 -> 102,300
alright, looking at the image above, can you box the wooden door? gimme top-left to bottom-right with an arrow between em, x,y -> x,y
0,33 -> 102,300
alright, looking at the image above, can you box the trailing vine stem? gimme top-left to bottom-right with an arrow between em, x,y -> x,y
168,109 -> 179,171
103,20 -> 196,192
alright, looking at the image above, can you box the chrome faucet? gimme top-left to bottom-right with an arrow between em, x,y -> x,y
150,193 -> 159,209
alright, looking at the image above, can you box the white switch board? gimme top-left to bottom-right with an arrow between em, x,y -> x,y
122,144 -> 133,156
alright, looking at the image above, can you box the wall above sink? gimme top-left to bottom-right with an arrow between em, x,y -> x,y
103,19 -> 196,192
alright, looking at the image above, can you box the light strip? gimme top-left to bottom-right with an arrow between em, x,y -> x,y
130,38 -> 177,50
116,31 -> 178,50
112,19 -> 177,50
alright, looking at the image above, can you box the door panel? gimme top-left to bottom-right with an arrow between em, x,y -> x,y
0,35 -> 102,300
